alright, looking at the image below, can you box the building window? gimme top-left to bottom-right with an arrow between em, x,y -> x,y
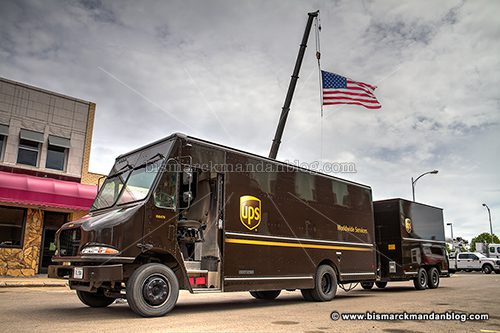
17,139 -> 40,167
17,129 -> 44,167
46,145 -> 66,171
0,206 -> 26,248
0,123 -> 8,161
46,135 -> 70,171
0,135 -> 5,160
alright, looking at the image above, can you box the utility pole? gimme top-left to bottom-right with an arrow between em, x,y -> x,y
269,10 -> 319,159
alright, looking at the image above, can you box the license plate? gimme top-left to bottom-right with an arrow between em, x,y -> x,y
73,267 -> 83,279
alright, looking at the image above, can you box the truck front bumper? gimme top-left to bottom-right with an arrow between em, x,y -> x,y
48,264 -> 123,283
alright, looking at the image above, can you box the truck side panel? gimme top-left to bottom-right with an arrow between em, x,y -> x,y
221,152 -> 376,292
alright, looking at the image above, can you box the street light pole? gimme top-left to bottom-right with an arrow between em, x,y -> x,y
446,222 -> 454,251
411,169 -> 439,202
482,203 -> 494,244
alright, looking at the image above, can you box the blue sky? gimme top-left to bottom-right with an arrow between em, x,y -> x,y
1,0 -> 499,242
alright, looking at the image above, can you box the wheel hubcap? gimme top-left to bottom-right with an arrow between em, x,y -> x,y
420,273 -> 426,285
142,275 -> 169,306
321,273 -> 332,294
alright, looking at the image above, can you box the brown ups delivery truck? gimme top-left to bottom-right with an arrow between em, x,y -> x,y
49,133 -> 447,317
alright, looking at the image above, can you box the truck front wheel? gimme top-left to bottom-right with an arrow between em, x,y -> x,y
76,289 -> 116,308
427,267 -> 440,289
413,268 -> 428,290
126,263 -> 179,317
482,264 -> 493,274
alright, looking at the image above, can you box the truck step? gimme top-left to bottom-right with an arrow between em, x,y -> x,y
184,261 -> 202,270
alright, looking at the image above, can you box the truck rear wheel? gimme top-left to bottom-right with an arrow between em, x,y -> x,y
375,281 -> 387,289
482,264 -> 493,274
249,290 -> 281,300
308,265 -> 337,301
360,282 -> 374,290
126,263 -> 179,317
427,267 -> 440,289
413,268 -> 428,290
76,289 -> 116,308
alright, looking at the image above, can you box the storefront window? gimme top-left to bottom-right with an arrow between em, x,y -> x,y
0,206 -> 26,248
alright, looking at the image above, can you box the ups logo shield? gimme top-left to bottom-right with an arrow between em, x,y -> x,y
404,217 -> 412,234
240,195 -> 261,231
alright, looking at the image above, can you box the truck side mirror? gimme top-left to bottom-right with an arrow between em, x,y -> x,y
183,191 -> 193,204
183,167 -> 193,185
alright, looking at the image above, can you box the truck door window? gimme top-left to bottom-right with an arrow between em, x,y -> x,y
471,254 -> 478,260
154,168 -> 177,209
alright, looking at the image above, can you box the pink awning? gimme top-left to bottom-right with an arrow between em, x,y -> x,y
0,171 -> 97,211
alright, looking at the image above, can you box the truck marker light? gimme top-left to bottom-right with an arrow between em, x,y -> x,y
388,244 -> 396,250
240,195 -> 261,231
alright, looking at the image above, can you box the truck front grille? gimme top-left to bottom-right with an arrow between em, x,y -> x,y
58,228 -> 81,257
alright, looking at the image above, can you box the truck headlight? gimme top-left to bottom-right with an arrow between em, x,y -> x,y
81,246 -> 119,255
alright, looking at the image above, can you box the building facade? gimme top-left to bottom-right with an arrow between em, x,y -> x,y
0,77 -> 103,276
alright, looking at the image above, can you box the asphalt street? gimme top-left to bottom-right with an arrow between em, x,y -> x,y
0,273 -> 499,333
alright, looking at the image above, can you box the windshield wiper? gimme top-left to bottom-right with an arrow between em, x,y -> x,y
134,153 -> 166,170
108,162 -> 133,178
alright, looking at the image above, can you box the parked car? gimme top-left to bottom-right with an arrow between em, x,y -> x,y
449,252 -> 500,274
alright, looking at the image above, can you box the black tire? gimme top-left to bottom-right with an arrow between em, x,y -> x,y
308,265 -> 337,301
495,270 -> 500,274
360,282 -> 374,290
126,263 -> 179,317
300,289 -> 315,301
427,267 -> 440,289
413,268 -> 428,290
249,290 -> 281,300
375,281 -> 387,289
76,289 -> 116,308
482,264 -> 493,274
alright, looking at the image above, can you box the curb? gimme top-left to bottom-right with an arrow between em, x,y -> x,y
0,281 -> 69,288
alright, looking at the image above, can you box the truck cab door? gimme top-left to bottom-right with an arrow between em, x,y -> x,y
470,254 -> 480,269
456,254 -> 468,269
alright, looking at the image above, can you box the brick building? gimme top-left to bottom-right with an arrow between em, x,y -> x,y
0,77 -> 103,276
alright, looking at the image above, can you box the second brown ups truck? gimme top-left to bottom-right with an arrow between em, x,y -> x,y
362,199 -> 448,291
49,133 -> 447,317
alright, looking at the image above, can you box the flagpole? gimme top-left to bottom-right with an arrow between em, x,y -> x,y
314,13 -> 323,159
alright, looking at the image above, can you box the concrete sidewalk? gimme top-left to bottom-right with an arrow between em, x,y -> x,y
0,275 -> 68,288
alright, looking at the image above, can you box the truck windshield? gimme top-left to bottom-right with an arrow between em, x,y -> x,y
91,171 -> 130,210
117,162 -> 161,205
90,138 -> 174,211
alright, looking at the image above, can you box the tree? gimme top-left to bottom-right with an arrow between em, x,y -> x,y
470,232 -> 500,251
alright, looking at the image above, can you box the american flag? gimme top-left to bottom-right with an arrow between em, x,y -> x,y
322,71 -> 381,109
